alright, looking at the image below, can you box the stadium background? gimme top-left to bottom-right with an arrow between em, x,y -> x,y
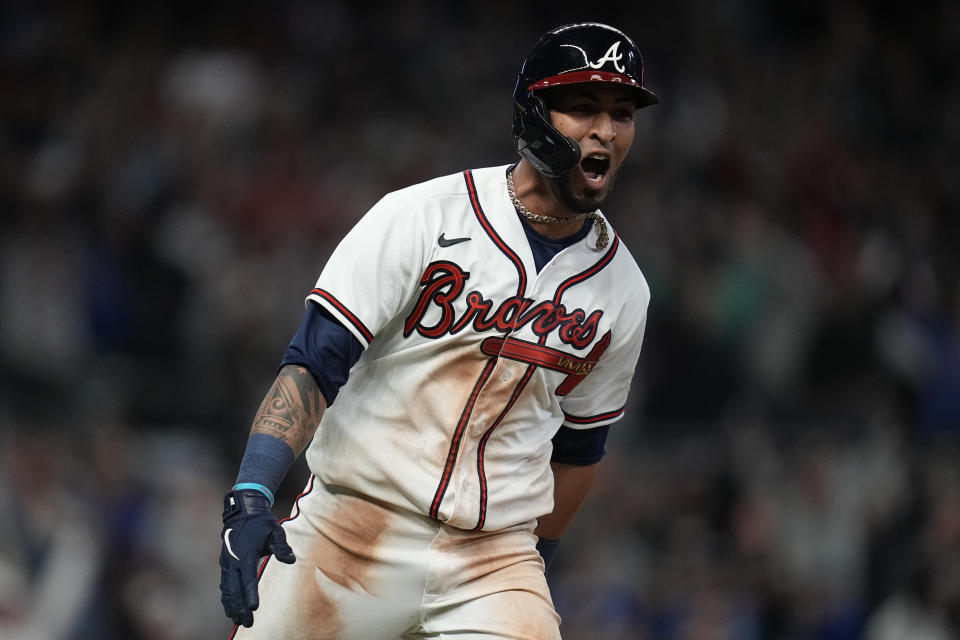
1,1 -> 957,638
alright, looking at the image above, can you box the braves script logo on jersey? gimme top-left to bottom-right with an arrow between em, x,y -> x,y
561,40 -> 625,73
402,260 -> 609,394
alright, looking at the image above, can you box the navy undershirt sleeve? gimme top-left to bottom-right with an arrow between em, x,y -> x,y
551,425 -> 611,465
280,302 -> 364,406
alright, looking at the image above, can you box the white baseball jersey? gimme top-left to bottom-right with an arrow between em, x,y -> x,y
304,165 -> 650,532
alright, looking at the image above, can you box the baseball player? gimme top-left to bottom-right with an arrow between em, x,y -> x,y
219,22 -> 658,639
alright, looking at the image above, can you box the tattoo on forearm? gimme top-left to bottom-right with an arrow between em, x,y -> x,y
251,365 -> 325,454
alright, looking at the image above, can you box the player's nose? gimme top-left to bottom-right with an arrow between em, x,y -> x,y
590,111 -> 617,143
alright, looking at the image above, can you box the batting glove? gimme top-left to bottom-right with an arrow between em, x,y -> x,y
219,488 -> 296,628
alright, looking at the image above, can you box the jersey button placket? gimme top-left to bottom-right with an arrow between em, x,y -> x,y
471,325 -> 515,437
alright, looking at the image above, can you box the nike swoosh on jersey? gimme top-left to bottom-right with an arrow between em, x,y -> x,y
224,528 -> 240,560
438,233 -> 471,247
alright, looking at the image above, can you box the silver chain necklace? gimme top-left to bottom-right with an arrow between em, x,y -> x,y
506,169 -> 608,250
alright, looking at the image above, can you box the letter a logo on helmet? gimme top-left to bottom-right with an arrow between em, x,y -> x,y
512,23 -> 659,178
585,42 -> 625,72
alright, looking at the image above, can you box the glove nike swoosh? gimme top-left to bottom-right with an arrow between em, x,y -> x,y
224,528 -> 240,560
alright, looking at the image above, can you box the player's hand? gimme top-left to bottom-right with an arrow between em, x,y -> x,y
219,488 -> 296,628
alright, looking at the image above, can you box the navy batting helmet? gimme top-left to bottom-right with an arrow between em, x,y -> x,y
512,23 -> 659,177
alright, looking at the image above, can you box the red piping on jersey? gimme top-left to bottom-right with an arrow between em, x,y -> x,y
563,406 -> 626,424
429,358 -> 497,519
470,233 -> 625,527
471,331 -> 614,529
227,475 -> 316,640
465,174 -> 623,530
473,364 -> 537,530
551,234 -> 620,312
463,170 -> 527,294
428,171 -> 531,522
542,237 -> 625,427
310,288 -> 374,344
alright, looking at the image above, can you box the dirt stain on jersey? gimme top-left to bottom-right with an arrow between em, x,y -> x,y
433,524 -> 533,586
420,351 -> 536,433
509,613 -> 562,640
406,349 -> 490,459
430,525 -> 560,638
294,580 -> 342,640
416,350 -> 488,421
310,493 -> 392,596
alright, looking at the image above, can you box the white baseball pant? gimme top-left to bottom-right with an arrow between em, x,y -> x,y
230,475 -> 562,640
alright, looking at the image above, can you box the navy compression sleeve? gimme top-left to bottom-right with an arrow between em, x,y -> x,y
550,425 -> 611,466
280,302 -> 364,406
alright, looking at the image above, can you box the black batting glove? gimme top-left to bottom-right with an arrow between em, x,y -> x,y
219,488 -> 296,628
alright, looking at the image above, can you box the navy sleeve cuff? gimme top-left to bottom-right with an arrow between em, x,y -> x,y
550,425 -> 610,465
281,302 -> 364,406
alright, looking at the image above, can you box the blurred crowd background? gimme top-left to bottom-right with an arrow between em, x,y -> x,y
1,1 -> 957,638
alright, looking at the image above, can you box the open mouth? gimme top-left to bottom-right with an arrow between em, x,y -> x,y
581,154 -> 611,185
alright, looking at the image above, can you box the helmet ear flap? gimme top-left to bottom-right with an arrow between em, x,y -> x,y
513,94 -> 581,178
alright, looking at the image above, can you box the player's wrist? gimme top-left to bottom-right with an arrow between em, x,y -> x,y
223,487 -> 274,520
233,433 -> 296,506
231,482 -> 275,506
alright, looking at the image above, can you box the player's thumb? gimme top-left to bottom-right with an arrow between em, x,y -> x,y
268,526 -> 296,564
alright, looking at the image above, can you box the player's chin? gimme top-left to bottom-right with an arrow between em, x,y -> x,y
572,166 -> 616,207
576,179 -> 612,211
551,170 -> 611,213
568,191 -> 600,214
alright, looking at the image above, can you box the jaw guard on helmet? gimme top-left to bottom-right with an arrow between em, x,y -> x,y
512,22 -> 659,178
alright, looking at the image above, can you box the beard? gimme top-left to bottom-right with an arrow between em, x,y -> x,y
547,165 -> 622,214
